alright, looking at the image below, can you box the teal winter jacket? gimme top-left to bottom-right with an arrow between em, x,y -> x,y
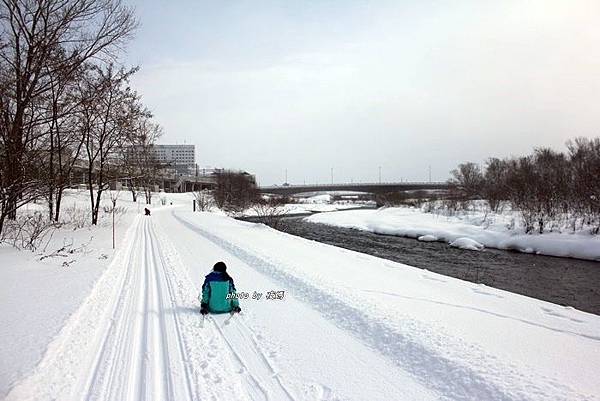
199,271 -> 239,313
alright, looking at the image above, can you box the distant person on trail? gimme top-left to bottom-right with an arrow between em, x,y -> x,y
199,262 -> 241,315
144,208 -> 151,216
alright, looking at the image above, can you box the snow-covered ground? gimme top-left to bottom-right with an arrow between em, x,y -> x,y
0,190 -> 193,399
2,196 -> 600,400
242,193 -> 375,217
306,206 -> 600,261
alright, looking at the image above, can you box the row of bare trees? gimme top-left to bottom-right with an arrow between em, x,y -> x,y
0,0 -> 161,235
213,170 -> 260,213
449,137 -> 600,234
205,169 -> 289,228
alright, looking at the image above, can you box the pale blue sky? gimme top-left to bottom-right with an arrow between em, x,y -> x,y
124,0 -> 600,185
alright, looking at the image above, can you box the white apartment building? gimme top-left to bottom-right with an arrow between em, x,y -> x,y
152,144 -> 195,173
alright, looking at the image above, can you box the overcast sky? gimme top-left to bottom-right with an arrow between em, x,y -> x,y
124,0 -> 600,185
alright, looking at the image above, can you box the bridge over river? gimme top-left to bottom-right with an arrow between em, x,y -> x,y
259,181 -> 449,196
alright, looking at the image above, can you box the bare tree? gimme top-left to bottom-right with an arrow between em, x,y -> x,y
0,0 -> 136,234
214,170 -> 259,213
42,60 -> 88,222
448,162 -> 484,200
251,196 -> 287,229
136,121 -> 162,205
567,137 -> 600,233
119,116 -> 161,203
79,64 -> 142,225
482,158 -> 508,212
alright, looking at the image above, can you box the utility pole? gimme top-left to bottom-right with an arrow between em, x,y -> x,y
379,166 -> 382,184
285,168 -> 288,184
331,167 -> 334,184
428,165 -> 432,182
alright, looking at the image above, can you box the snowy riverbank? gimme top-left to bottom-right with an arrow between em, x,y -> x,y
306,206 -> 600,261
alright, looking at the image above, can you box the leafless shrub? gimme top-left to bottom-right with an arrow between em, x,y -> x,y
374,192 -> 410,207
39,236 -> 94,262
102,205 -> 128,217
251,197 -> 287,229
64,205 -> 89,229
193,190 -> 215,212
0,212 -> 56,251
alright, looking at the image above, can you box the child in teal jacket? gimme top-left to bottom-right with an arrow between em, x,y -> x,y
199,262 -> 241,315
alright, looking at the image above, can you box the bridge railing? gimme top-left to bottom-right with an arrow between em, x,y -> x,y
259,181 -> 448,190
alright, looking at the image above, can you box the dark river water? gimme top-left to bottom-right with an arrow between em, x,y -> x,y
268,217 -> 600,315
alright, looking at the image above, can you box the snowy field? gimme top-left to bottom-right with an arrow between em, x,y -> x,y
1,192 -> 600,400
306,206 -> 600,261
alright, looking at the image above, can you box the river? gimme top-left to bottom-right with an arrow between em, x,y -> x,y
270,216 -> 600,315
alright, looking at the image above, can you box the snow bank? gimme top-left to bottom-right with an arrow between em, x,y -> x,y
241,202 -> 374,217
418,234 -> 438,242
306,207 -> 600,261
449,237 -> 485,251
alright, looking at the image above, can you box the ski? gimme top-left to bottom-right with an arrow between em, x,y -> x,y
223,312 -> 235,326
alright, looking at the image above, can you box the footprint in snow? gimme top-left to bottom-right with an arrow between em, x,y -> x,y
314,383 -> 333,400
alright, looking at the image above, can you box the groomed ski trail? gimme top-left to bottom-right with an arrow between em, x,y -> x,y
80,217 -> 197,401
4,217 -> 251,401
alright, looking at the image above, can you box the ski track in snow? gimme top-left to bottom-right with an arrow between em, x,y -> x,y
5,218 -> 241,401
210,313 -> 299,401
171,211 -> 587,401
154,219 -> 297,401
78,217 -> 204,401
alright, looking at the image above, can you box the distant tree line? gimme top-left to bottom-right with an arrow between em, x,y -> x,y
448,137 -> 600,234
0,0 -> 161,235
